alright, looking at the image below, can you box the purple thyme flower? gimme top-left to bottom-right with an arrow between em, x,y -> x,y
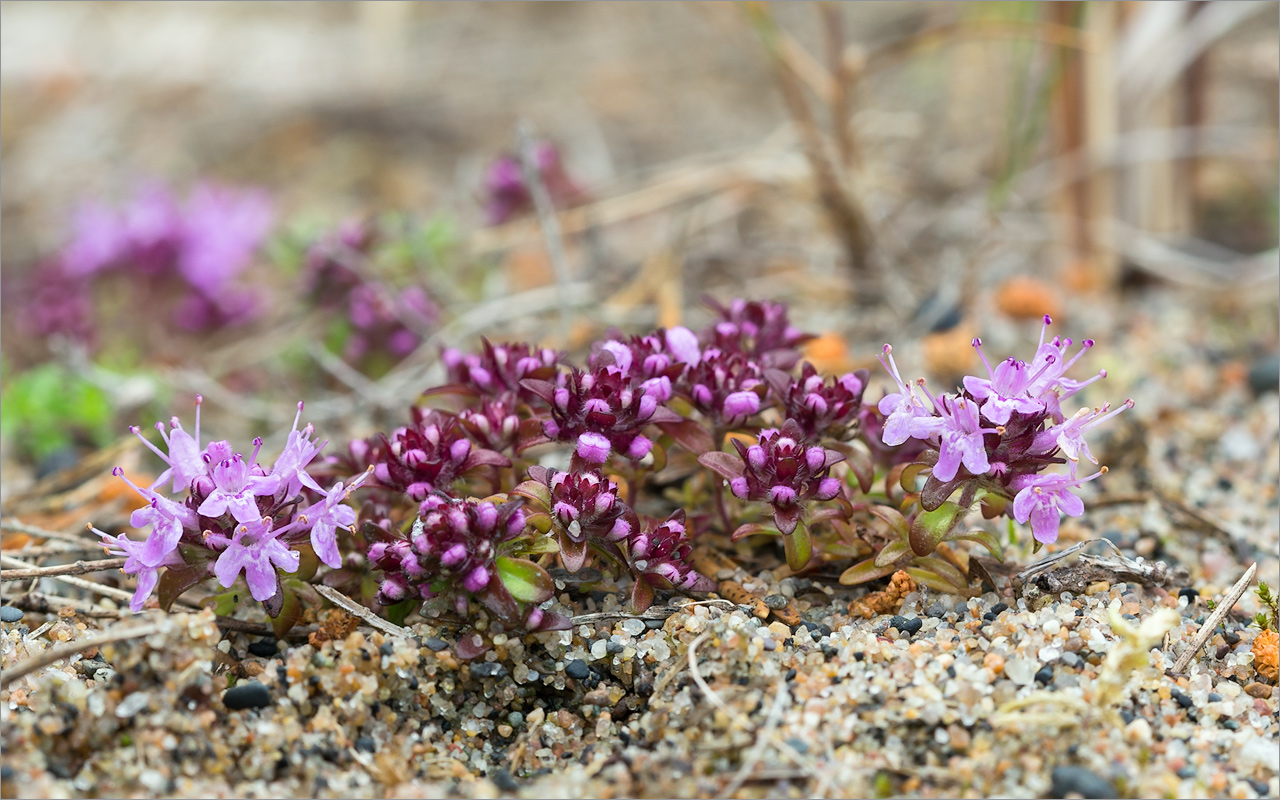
61,201 -> 130,277
272,402 -> 327,497
95,529 -> 187,612
528,465 -> 636,545
177,183 -> 274,297
1010,467 -> 1108,544
875,345 -> 945,446
1024,316 -> 1108,422
207,517 -> 300,602
728,419 -> 845,534
481,141 -> 586,226
964,338 -> 1056,425
130,395 -> 208,494
457,394 -> 522,453
290,468 -> 373,569
1029,399 -> 1135,466
197,444 -> 282,524
109,467 -> 199,565
592,330 -> 692,403
932,394 -> 1001,482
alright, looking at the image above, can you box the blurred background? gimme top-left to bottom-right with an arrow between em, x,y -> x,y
2,1 -> 1277,489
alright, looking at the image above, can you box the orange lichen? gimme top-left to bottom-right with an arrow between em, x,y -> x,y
1253,628 -> 1278,683
848,570 -> 917,619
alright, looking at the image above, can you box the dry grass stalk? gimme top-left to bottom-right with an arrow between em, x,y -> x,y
0,557 -> 127,582
1171,562 -> 1257,674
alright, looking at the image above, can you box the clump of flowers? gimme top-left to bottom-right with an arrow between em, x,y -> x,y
93,398 -> 367,630
622,510 -> 715,612
481,140 -> 587,226
360,408 -> 510,503
840,317 -> 1132,593
60,181 -> 274,331
301,220 -> 439,370
367,495 -> 565,641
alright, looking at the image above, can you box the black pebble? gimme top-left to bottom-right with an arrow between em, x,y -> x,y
889,615 -> 909,631
811,629 -> 823,643
1050,766 -> 1117,799
0,607 -> 23,623
853,652 -> 865,662
354,736 -> 376,753
493,767 -> 519,792
247,639 -> 277,658
1247,778 -> 1270,796
644,619 -> 665,630
1177,766 -> 1197,779
983,612 -> 999,622
801,621 -> 818,631
990,602 -> 1009,615
223,682 -> 272,710
380,642 -> 395,657
785,668 -> 797,682
1178,588 -> 1199,602
1224,630 -> 1241,646
1119,709 -> 1135,725
472,663 -> 506,678
899,618 -> 922,635
821,645 -> 838,660
1247,354 -> 1279,396
1034,665 -> 1054,685
565,659 -> 590,680
424,637 -> 449,652
764,594 -> 788,610
606,641 -> 624,655
1208,693 -> 1222,702
1170,688 -> 1193,709
1222,719 -> 1240,730
0,765 -> 13,780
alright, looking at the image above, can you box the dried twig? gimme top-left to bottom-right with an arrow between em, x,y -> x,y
0,622 -> 163,689
1171,562 -> 1257,674
1,557 -> 127,582
314,584 -> 413,639
0,555 -> 200,609
2,518 -> 101,547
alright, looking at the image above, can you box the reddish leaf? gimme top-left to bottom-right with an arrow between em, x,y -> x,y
697,450 -> 744,482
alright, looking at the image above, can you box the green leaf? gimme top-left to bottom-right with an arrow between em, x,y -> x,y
874,539 -> 911,568
905,567 -> 965,595
496,556 -> 554,604
912,556 -> 969,591
204,589 -> 240,617
868,505 -> 910,539
731,522 -> 780,541
909,502 -> 968,557
269,588 -> 301,639
839,558 -> 900,586
944,529 -> 1005,562
510,480 -> 552,509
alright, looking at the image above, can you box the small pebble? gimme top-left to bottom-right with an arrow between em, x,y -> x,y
684,616 -> 705,634
1222,719 -> 1241,730
606,641 -> 624,655
1247,778 -> 1270,796
990,602 -> 1008,615
0,606 -> 24,623
620,619 -> 645,636
1243,682 -> 1272,699
764,594 -> 788,610
379,642 -> 394,656
1176,765 -> 1197,779
1178,587 -> 1199,602
1170,688 -> 1193,709
1004,657 -> 1036,686
1034,665 -> 1054,685
1208,692 -> 1223,702
1060,652 -> 1082,669
493,768 -> 519,792
246,639 -> 277,658
761,638 -> 776,651
1247,353 -> 1279,396
1050,766 -> 1116,799
354,736 -> 376,753
925,601 -> 948,618
222,682 -> 271,711
472,663 -> 506,679
565,659 -> 590,680
424,637 -> 449,652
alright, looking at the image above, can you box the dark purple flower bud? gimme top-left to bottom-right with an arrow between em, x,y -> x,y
677,347 -> 765,429
440,338 -> 562,400
367,409 -> 510,498
529,466 -> 637,548
767,363 -> 870,442
729,419 -> 845,535
522,364 -> 682,464
368,497 -> 525,608
624,510 -> 714,611
702,297 -> 813,369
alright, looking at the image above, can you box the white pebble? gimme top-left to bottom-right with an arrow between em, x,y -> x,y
620,619 -> 645,636
1003,657 -> 1037,686
1043,619 -> 1061,636
591,640 -> 608,660
684,616 -> 705,634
